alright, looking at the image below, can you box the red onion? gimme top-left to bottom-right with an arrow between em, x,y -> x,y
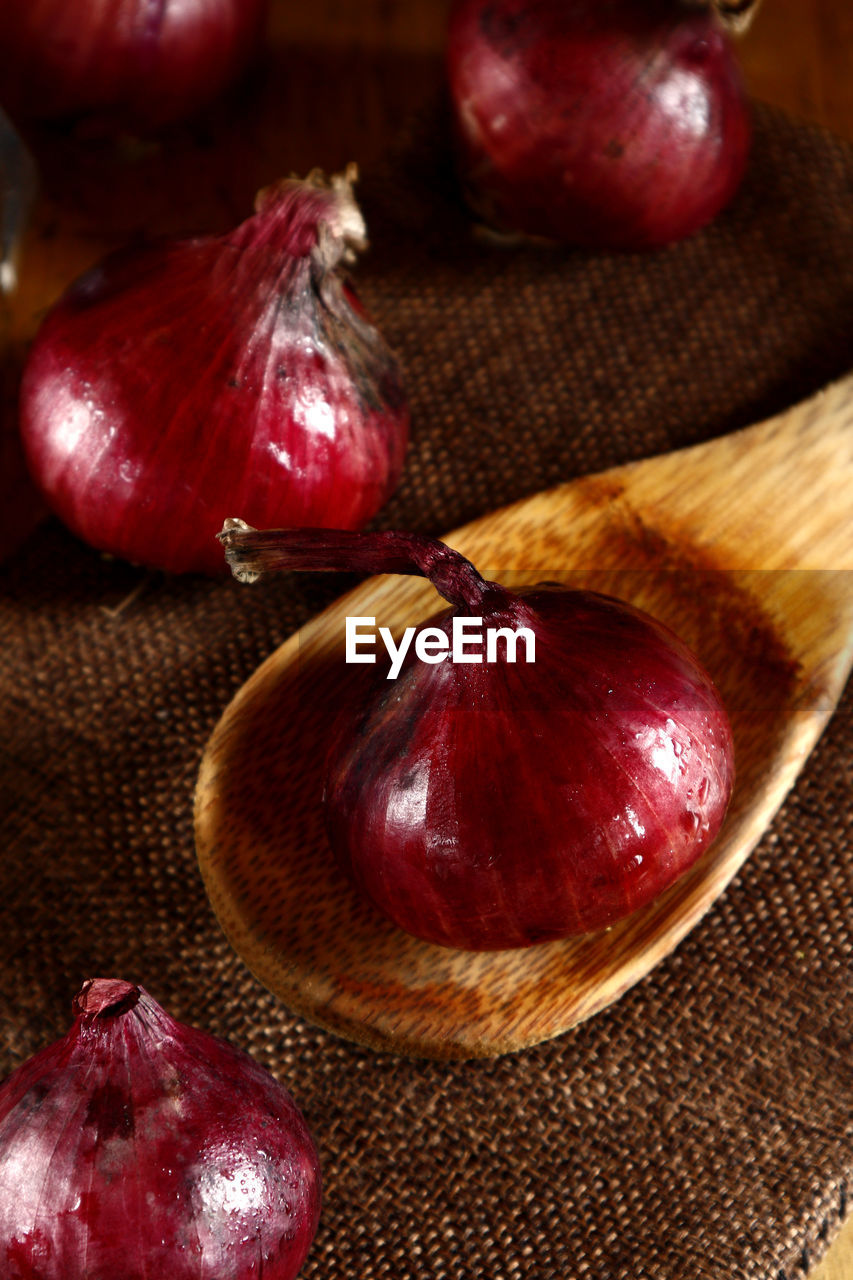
0,0 -> 269,132
219,523 -> 735,951
446,0 -> 752,250
0,978 -> 321,1280
19,169 -> 409,575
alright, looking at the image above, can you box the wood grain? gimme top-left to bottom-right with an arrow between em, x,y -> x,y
195,373 -> 853,1058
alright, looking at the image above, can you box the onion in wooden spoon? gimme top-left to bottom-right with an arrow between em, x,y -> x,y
215,523 -> 735,951
194,375 -> 853,1059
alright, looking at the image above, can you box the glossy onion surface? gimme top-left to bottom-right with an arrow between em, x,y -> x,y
0,979 -> 321,1280
0,0 -> 269,132
20,173 -> 408,574
325,586 -> 735,950
446,0 -> 752,249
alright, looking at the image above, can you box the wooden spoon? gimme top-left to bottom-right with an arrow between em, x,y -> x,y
194,374 -> 853,1059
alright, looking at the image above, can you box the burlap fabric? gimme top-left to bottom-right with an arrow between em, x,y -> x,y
1,104 -> 852,1278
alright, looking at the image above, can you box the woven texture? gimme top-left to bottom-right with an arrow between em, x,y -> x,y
2,104 -> 853,1279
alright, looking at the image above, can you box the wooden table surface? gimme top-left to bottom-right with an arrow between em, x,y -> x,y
5,2 -> 852,1275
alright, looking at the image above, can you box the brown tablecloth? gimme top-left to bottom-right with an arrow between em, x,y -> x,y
1,103 -> 852,1279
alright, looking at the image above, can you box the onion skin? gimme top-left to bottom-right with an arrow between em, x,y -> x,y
0,0 -> 269,132
19,171 -> 409,575
325,586 -> 734,949
446,0 -> 752,249
218,525 -> 735,952
0,979 -> 321,1280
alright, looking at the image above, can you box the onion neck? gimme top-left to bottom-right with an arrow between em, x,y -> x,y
229,165 -> 366,270
73,978 -> 141,1023
218,519 -> 515,614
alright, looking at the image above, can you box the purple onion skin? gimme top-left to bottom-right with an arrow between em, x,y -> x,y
0,980 -> 321,1280
19,175 -> 408,575
446,0 -> 752,249
0,0 -> 269,132
325,586 -> 734,950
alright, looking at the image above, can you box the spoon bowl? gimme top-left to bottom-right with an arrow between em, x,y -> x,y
195,374 -> 853,1059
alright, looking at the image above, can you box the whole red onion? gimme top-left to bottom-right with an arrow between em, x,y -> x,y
0,978 -> 321,1280
219,523 -> 735,951
0,0 -> 269,132
446,0 -> 752,249
20,169 -> 409,575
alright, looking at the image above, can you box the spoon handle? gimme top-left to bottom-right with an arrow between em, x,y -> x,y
461,372 -> 853,577
637,371 -> 853,572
